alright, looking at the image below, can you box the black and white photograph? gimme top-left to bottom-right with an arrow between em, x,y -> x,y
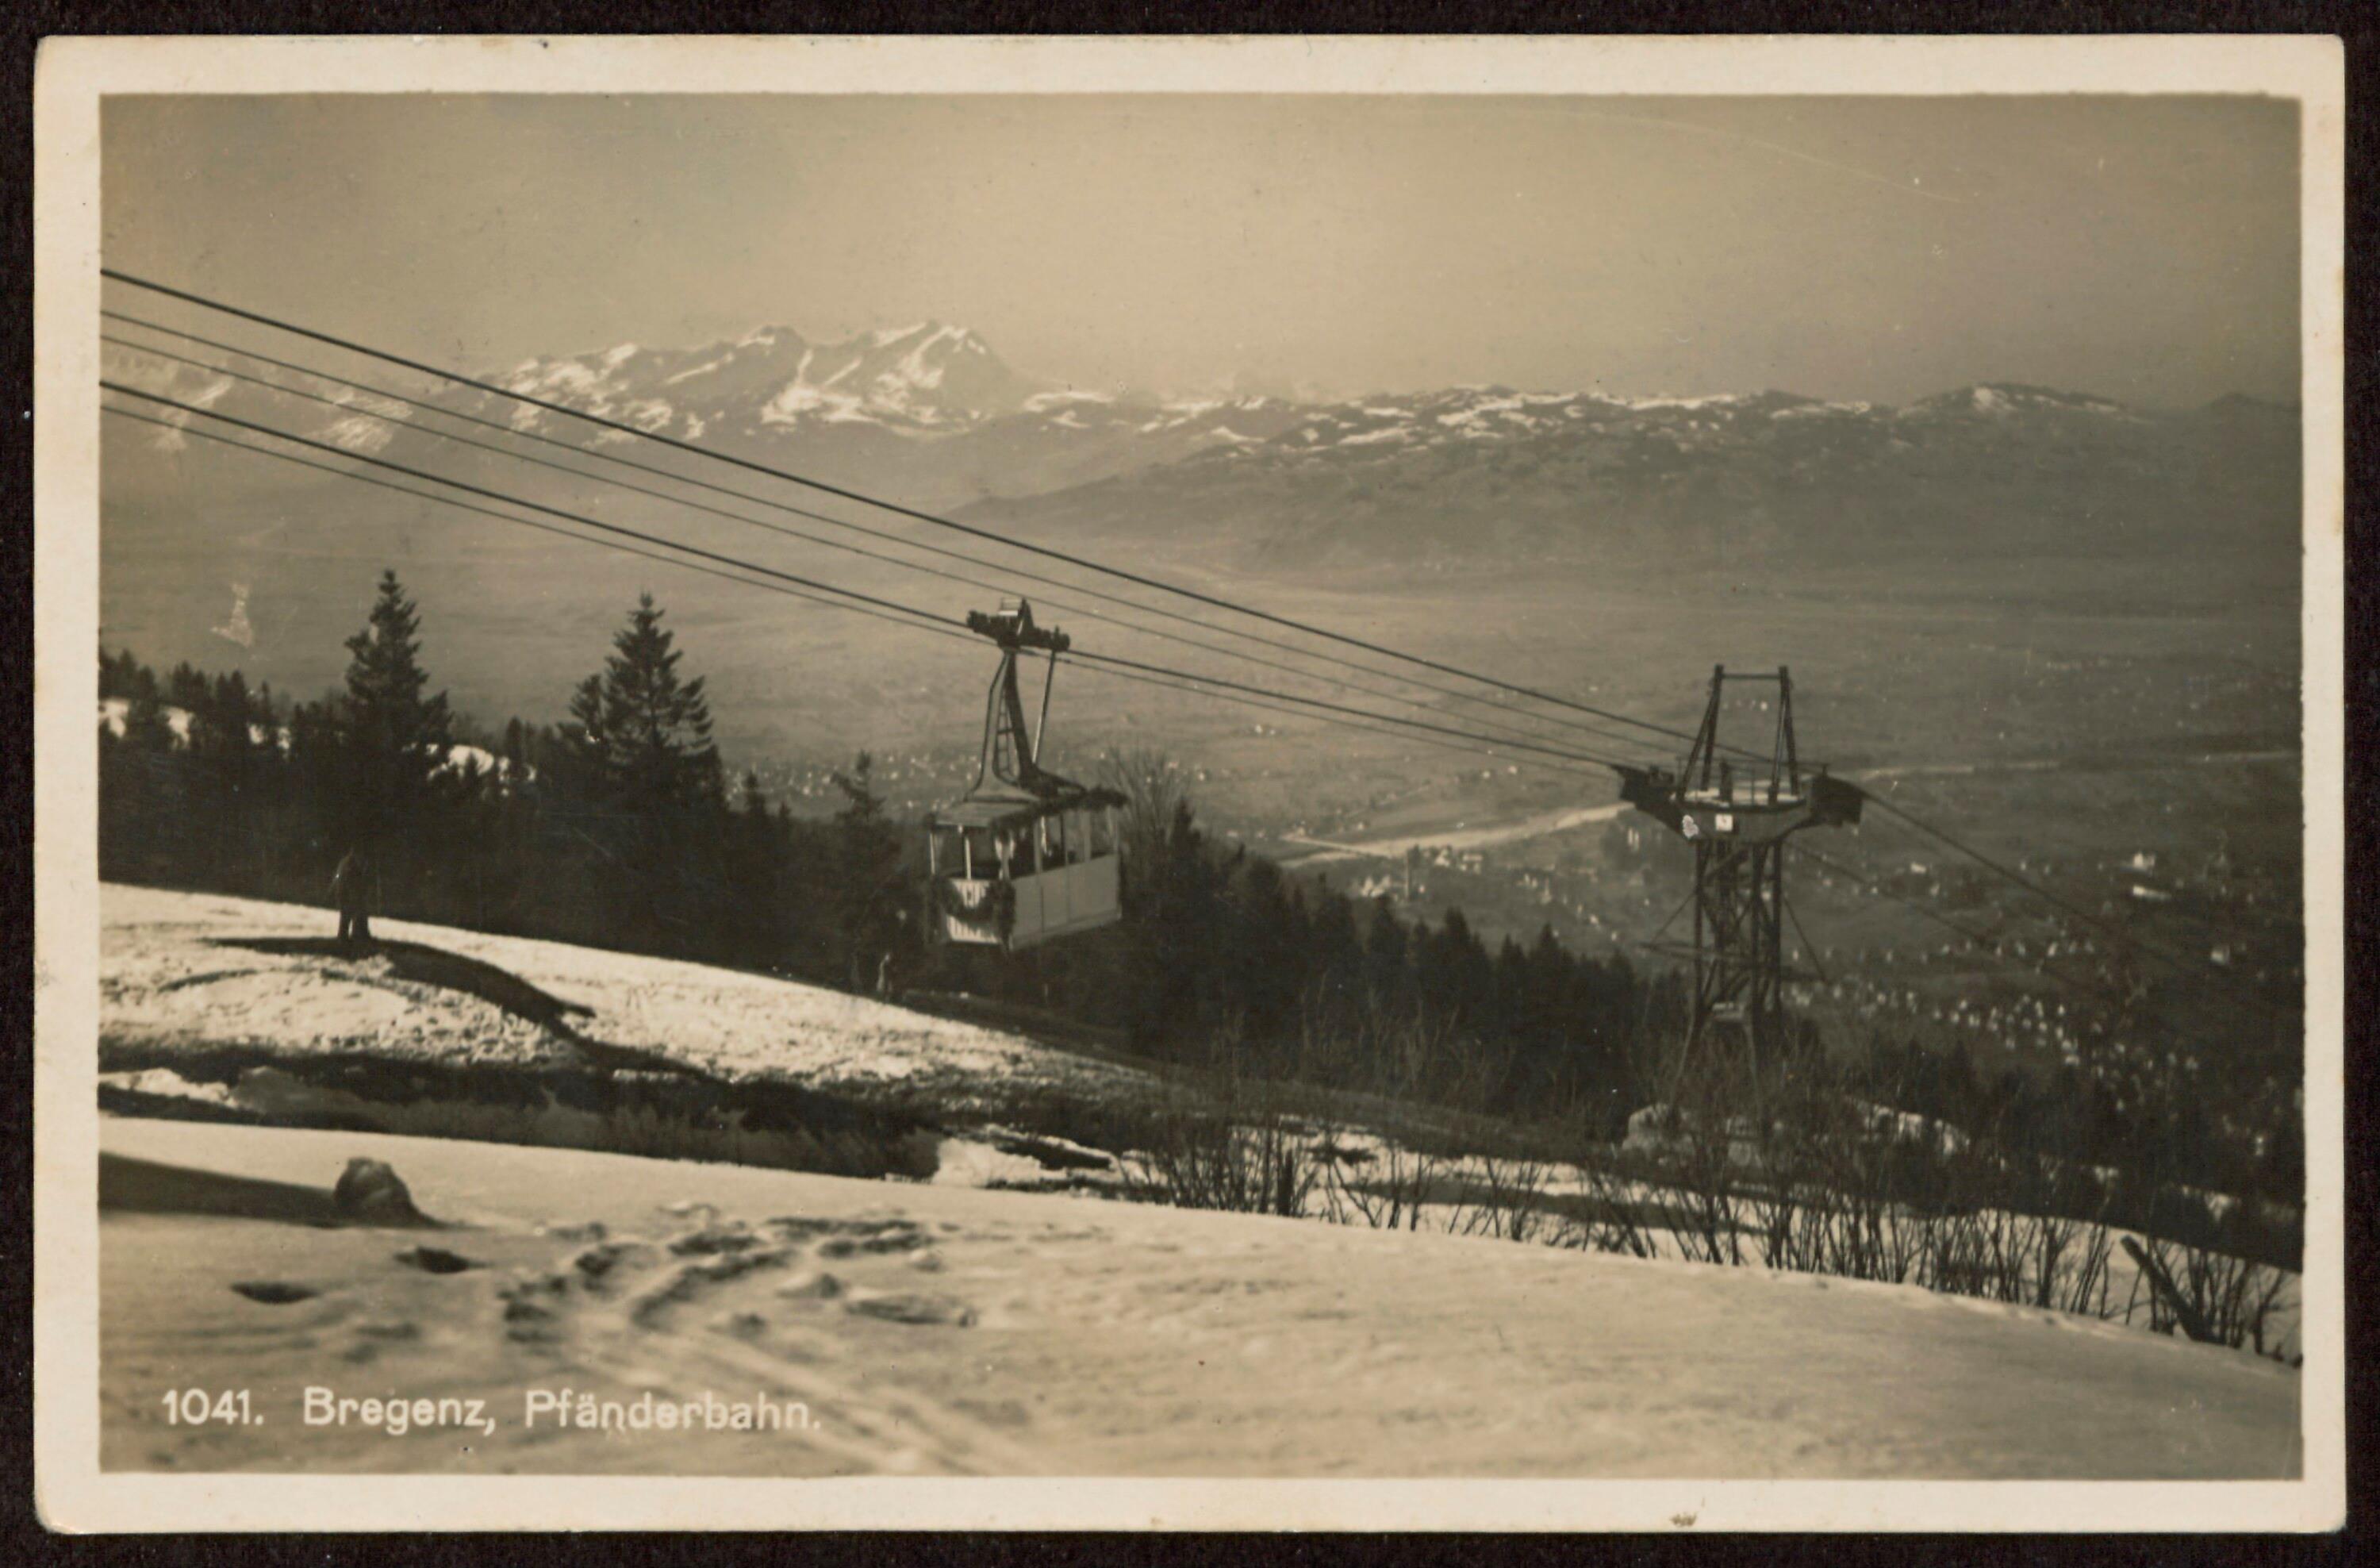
31,34 -> 2345,1531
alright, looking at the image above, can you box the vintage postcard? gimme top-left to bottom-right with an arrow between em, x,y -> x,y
32,33 -> 2345,1531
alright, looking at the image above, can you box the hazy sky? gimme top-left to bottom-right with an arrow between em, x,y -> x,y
102,94 -> 2300,406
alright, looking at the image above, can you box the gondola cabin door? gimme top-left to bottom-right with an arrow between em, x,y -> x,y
927,801 -> 1122,951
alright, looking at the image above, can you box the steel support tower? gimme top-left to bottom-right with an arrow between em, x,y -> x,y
1618,666 -> 1862,1095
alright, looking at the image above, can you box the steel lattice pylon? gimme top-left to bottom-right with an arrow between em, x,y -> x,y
1619,665 -> 1863,1095
1684,828 -> 1789,1085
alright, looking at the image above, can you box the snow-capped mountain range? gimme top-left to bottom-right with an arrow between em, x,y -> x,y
962,375 -> 2297,568
104,317 -> 2297,567
106,319 -> 1326,509
497,321 -> 1042,439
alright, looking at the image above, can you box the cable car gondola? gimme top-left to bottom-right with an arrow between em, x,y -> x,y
925,599 -> 1126,952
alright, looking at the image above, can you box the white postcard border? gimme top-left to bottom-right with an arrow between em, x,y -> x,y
33,32 -> 2347,1533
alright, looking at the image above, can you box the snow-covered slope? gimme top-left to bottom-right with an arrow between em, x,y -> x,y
92,882 -> 2306,1478
98,1115 -> 2301,1478
100,884 -> 1123,1105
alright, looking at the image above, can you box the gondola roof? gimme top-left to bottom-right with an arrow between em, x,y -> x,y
929,778 -> 1126,830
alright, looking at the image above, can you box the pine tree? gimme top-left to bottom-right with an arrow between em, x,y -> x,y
97,650 -> 178,882
717,770 -> 789,970
563,594 -> 727,950
569,594 -> 721,813
1363,894 -> 1412,1013
831,751 -> 908,991
340,569 -> 453,844
114,680 -> 175,754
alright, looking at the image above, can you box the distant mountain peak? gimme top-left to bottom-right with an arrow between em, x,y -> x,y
2200,390 -> 2298,416
1908,382 -> 2130,419
475,316 -> 1046,440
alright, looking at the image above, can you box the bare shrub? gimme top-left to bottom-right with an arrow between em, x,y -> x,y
2121,1232 -> 2295,1355
1908,1113 -> 2035,1304
2017,1155 -> 2120,1316
1594,1051 -> 2142,1318
1801,1101 -> 1929,1285
1328,1151 -> 1566,1241
1455,1155 -> 1558,1243
1093,747 -> 1189,874
1741,1068 -> 1837,1273
1319,1139 -> 1439,1231
1119,1061 -> 1315,1218
1291,982 -> 1476,1107
1547,1145 -> 1663,1259
1653,1063 -> 1756,1267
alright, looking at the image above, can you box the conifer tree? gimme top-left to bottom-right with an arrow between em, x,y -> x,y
569,594 -> 721,812
831,751 -> 907,991
563,594 -> 727,949
340,569 -> 453,844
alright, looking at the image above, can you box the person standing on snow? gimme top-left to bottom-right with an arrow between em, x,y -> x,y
332,846 -> 380,947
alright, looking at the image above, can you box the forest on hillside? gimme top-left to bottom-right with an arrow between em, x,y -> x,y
96,570 -> 2299,1216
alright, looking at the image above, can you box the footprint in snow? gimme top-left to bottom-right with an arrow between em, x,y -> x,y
668,1224 -> 759,1256
497,1272 -> 575,1343
629,1249 -> 793,1327
817,1228 -> 932,1259
777,1271 -> 844,1301
845,1292 -> 977,1328
341,1318 -> 423,1362
716,1311 -> 770,1340
539,1220 -> 608,1243
392,1245 -> 478,1274
564,1240 -> 655,1294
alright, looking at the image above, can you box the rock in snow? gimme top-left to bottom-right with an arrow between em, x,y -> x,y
332,1157 -> 430,1227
